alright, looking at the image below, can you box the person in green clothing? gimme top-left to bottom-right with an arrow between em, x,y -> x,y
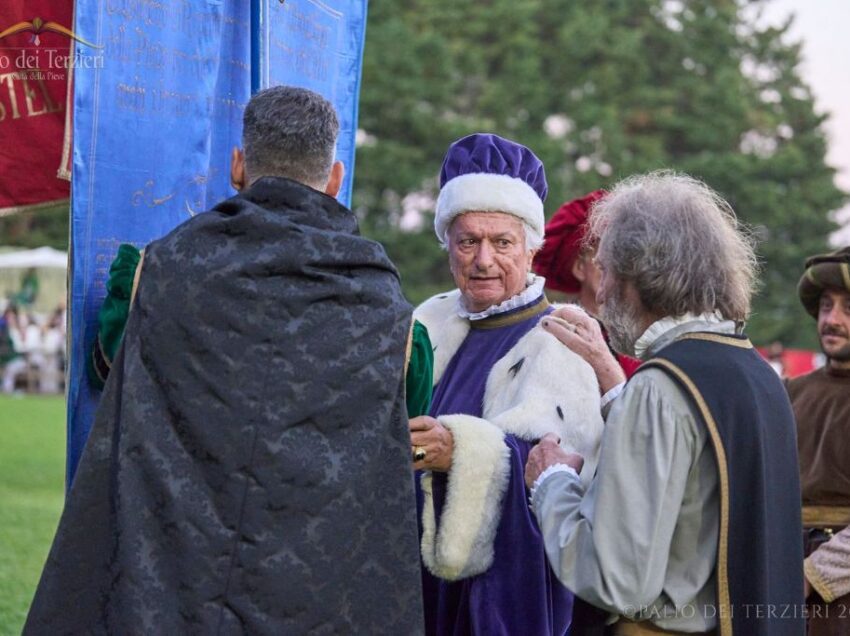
11,268 -> 39,307
88,243 -> 434,417
0,305 -> 22,384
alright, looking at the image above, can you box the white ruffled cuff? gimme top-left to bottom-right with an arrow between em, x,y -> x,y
600,381 -> 626,410
529,463 -> 579,506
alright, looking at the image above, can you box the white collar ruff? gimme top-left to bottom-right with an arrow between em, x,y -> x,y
457,275 -> 546,321
634,311 -> 725,359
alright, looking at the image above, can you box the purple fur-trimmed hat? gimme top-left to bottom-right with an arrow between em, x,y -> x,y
434,133 -> 548,244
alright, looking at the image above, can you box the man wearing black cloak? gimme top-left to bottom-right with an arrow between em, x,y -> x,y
25,86 -> 425,634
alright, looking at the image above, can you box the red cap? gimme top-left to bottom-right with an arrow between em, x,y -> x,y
533,190 -> 607,293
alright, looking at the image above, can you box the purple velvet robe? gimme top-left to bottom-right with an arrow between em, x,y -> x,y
419,300 -> 573,635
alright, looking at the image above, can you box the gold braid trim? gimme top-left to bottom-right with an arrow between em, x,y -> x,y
404,320 -> 414,379
91,334 -> 111,384
676,332 -> 752,349
469,296 -> 550,329
841,263 -> 850,292
802,506 -> 850,528
640,358 -> 733,636
806,267 -> 819,286
130,248 -> 145,306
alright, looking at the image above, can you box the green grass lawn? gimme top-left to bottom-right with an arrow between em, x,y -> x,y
0,395 -> 65,635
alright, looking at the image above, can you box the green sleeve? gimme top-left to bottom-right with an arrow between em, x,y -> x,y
405,320 -> 434,417
86,244 -> 142,389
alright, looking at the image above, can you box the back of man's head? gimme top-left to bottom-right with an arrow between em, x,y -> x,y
590,171 -> 758,321
242,86 -> 339,188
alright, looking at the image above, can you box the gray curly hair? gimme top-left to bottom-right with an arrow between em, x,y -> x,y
588,171 -> 758,321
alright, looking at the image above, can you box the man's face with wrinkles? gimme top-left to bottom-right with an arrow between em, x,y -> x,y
447,212 -> 534,313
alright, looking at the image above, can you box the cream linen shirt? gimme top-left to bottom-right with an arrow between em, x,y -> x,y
533,316 -> 737,632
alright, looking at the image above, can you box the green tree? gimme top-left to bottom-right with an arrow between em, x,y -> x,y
356,0 -> 845,348
0,202 -> 69,250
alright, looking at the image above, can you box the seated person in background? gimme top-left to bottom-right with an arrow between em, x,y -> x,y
11,268 -> 39,307
411,132 -> 604,635
38,307 -> 66,394
1,307 -> 41,393
0,305 -> 25,393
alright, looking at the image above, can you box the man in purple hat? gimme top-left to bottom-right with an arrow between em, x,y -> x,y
409,133 -> 604,635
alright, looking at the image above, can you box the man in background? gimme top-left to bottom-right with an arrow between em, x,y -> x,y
533,190 -> 640,377
786,246 -> 850,636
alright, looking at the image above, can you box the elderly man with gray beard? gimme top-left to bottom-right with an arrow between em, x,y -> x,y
525,172 -> 805,636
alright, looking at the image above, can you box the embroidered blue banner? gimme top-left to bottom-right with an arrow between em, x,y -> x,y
256,0 -> 367,205
67,0 -> 368,485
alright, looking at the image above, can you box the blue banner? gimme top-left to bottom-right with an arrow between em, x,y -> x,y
67,0 -> 369,485
256,0 -> 368,205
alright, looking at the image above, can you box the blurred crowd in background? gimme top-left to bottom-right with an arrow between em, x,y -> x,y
0,269 -> 67,395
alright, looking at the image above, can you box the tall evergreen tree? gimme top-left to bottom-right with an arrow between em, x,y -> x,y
356,0 -> 845,348
0,202 -> 69,250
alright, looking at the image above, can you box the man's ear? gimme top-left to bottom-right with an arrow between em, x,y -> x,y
324,161 -> 344,198
230,147 -> 246,192
571,254 -> 588,283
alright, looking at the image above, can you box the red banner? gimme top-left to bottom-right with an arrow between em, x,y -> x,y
757,346 -> 822,379
0,1 -> 74,216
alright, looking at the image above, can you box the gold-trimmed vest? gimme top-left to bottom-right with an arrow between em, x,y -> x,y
639,333 -> 805,636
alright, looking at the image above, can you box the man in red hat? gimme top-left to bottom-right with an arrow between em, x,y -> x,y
785,245 -> 850,635
533,190 -> 640,377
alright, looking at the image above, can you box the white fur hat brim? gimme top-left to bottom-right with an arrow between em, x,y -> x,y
435,173 -> 545,244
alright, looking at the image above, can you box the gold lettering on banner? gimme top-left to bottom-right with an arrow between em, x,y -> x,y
117,78 -> 146,112
22,77 -> 62,117
269,0 -> 337,83
131,179 -> 175,208
0,73 -> 21,121
100,0 -> 250,120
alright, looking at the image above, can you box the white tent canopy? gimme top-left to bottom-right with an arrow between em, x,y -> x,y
0,247 -> 68,269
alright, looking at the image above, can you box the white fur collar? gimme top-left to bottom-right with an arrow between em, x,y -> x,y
417,302 -> 606,582
482,315 -> 604,485
413,290 -> 470,386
